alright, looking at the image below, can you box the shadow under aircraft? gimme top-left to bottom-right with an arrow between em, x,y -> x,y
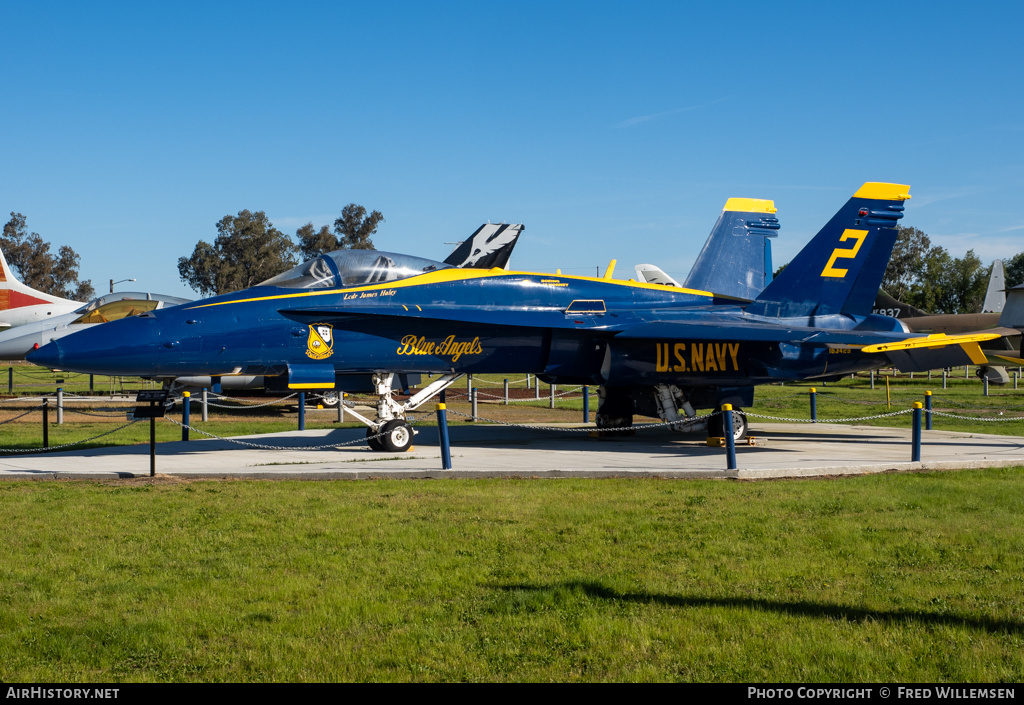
29,183 -> 1002,452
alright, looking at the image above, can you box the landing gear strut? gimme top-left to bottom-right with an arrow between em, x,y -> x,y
344,372 -> 463,451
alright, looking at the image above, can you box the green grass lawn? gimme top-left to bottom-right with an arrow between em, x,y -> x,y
0,473 -> 1021,682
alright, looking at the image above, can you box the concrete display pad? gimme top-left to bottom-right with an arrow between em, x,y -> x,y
1,421 -> 1023,480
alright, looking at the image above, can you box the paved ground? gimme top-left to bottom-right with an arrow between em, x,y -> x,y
1,420 -> 1023,480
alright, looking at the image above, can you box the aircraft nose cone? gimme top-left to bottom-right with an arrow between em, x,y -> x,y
27,339 -> 63,368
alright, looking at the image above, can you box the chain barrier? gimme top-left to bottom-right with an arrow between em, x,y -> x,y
0,406 -> 44,425
162,417 -> 398,451
0,419 -> 142,455
202,393 -> 298,408
744,409 -> 914,423
444,407 -> 716,433
929,410 -> 1024,423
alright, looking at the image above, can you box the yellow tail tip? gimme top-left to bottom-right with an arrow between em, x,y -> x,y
853,182 -> 912,201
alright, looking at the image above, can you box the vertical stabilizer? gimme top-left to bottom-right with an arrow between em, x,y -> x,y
982,260 -> 1006,313
747,183 -> 910,318
0,244 -> 82,328
444,223 -> 524,269
683,198 -> 779,300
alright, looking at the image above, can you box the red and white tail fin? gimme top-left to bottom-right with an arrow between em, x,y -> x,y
0,246 -> 82,329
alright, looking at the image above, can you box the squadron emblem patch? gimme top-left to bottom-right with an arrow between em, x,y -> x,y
306,324 -> 334,360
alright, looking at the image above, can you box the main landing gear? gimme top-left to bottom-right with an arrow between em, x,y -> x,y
343,372 -> 463,452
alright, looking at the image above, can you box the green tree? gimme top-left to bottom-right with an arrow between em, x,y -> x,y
296,204 -> 384,260
883,225 -> 945,303
1004,251 -> 1024,289
177,210 -> 299,296
1,212 -> 95,300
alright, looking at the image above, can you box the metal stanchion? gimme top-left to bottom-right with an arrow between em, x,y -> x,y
809,387 -> 817,422
298,392 -> 306,431
202,388 -> 209,422
42,398 -> 49,449
722,405 -> 737,471
470,388 -> 477,422
89,374 -> 94,394
504,378 -> 509,405
924,390 -> 932,431
7,367 -> 12,394
984,375 -> 989,397
870,369 -> 875,389
549,384 -> 555,409
535,381 -> 540,400
338,391 -> 345,423
436,403 -> 452,470
583,385 -> 589,423
182,391 -> 191,441
911,402 -> 922,462
942,369 -> 947,389
467,373 -> 472,397
56,388 -> 63,425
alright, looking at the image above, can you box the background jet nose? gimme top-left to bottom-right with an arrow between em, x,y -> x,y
26,339 -> 63,368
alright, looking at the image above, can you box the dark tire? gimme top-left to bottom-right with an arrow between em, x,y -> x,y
366,425 -> 386,451
379,419 -> 414,453
708,409 -> 748,440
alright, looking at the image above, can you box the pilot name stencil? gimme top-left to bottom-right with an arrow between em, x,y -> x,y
397,334 -> 483,362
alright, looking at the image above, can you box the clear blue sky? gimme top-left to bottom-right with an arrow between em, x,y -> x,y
2,1 -> 1022,299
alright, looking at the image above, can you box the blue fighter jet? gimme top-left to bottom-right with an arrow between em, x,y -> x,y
28,182 -> 999,451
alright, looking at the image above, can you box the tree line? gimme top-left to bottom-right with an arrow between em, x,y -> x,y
4,211 -> 1021,311
881,225 -> 1024,314
176,204 -> 384,297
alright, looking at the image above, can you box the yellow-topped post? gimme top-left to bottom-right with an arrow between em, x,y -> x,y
436,403 -> 452,470
912,401 -> 923,461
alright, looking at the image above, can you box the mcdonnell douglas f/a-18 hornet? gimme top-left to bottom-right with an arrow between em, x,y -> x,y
28,183 -> 1001,452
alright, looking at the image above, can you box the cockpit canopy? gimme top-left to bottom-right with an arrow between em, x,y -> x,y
71,292 -> 192,325
259,250 -> 452,290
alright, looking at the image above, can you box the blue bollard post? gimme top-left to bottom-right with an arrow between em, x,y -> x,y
809,387 -> 817,422
42,398 -> 49,449
182,391 -> 191,441
298,392 -> 305,431
912,402 -> 922,462
722,404 -> 737,471
89,374 -> 94,394
924,390 -> 932,431
436,403 -> 452,470
583,385 -> 589,423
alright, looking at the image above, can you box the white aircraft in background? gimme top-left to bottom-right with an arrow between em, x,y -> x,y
0,246 -> 82,330
0,291 -> 192,360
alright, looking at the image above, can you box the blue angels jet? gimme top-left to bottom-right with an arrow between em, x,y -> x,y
28,182 -> 1000,451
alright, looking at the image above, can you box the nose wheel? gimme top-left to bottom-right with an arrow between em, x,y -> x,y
368,420 -> 415,452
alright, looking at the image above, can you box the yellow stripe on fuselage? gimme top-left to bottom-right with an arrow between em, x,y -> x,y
185,268 -> 720,310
